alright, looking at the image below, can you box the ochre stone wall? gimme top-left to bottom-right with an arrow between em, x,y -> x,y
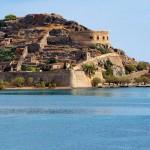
70,31 -> 110,46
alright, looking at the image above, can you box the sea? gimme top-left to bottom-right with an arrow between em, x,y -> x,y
0,88 -> 150,150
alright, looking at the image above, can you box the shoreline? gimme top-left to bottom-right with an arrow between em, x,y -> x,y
1,85 -> 150,90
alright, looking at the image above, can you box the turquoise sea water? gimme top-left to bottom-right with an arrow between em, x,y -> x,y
0,88 -> 150,150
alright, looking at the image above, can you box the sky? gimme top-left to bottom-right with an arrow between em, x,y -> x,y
0,0 -> 150,61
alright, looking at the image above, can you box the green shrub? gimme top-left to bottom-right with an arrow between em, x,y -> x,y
27,66 -> 36,72
82,63 -> 97,77
125,64 -> 137,74
0,48 -> 15,62
5,14 -> 17,21
137,62 -> 149,71
92,77 -> 101,87
27,77 -> 34,86
117,77 -> 131,85
51,83 -> 56,88
134,76 -> 150,85
40,81 -> 46,88
48,83 -> 52,88
47,59 -> 57,64
0,21 -> 6,29
13,77 -> 25,87
0,80 -> 5,90
105,76 -> 119,85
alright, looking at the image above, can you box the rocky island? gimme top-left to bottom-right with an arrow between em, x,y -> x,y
0,13 -> 149,89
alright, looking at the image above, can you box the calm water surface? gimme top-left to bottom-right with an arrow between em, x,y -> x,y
0,88 -> 150,150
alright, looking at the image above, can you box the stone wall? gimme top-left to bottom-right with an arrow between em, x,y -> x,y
70,31 -> 110,46
0,70 -> 71,87
70,70 -> 92,88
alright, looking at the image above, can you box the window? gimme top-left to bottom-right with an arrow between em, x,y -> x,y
103,36 -> 105,40
97,36 -> 100,40
107,36 -> 109,40
90,36 -> 93,39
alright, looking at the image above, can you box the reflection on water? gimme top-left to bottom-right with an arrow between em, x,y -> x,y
0,107 -> 113,115
0,107 -> 150,116
0,88 -> 150,97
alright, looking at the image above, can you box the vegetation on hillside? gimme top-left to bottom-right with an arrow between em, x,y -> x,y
0,21 -> 6,29
82,63 -> 97,77
91,77 -> 101,87
0,47 -> 15,62
5,14 -> 17,21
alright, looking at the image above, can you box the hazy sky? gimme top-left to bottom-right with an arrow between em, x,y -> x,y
0,0 -> 149,61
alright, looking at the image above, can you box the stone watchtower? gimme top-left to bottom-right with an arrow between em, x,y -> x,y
70,30 -> 111,47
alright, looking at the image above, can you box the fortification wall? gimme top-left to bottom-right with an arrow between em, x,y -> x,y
70,70 -> 92,88
0,69 -> 105,88
70,31 -> 110,46
0,70 -> 71,87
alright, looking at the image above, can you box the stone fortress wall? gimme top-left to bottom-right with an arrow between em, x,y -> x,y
70,31 -> 110,46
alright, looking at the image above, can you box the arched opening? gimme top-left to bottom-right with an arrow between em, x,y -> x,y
107,36 -> 109,40
103,36 -> 105,40
90,36 -> 93,40
97,36 -> 99,40
75,27 -> 79,32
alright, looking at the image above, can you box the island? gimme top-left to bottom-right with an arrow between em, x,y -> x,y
0,13 -> 149,89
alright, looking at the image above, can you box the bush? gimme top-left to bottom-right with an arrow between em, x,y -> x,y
21,66 -> 40,72
135,76 -> 150,85
47,59 -> 57,64
92,77 -> 101,87
40,81 -> 46,88
125,64 -> 137,74
117,77 -> 131,85
27,66 -> 37,72
51,83 -> 56,88
0,21 -> 6,29
82,63 -> 97,77
5,14 -> 17,21
13,77 -> 25,87
137,62 -> 149,71
48,83 -> 52,88
27,77 -> 34,86
105,76 -> 119,85
0,80 -> 5,90
0,47 -> 15,62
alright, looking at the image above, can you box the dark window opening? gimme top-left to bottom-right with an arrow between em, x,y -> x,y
90,36 -> 93,40
97,36 -> 99,40
103,36 -> 105,40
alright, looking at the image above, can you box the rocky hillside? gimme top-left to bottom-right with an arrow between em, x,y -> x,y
0,13 -> 149,79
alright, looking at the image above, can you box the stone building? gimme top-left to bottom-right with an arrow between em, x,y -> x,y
70,31 -> 111,47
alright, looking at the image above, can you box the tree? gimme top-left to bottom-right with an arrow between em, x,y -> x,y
142,77 -> 150,85
14,77 -> 25,87
105,76 -> 119,85
118,77 -> 131,85
5,14 -> 17,21
103,59 -> 113,77
82,63 -> 97,77
137,62 -> 149,71
134,76 -> 150,85
91,77 -> 101,87
125,64 -> 137,74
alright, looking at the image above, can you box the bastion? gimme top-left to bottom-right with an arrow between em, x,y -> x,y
70,31 -> 111,46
